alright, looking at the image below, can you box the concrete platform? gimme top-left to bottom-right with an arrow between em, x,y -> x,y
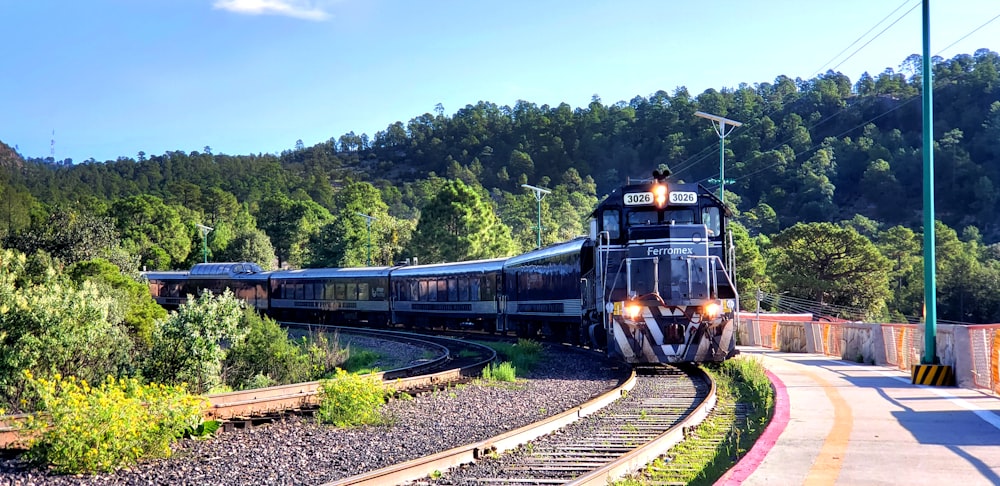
716,347 -> 1000,486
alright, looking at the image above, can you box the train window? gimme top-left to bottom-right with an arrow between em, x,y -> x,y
325,282 -> 336,300
701,207 -> 721,236
458,278 -> 470,301
335,283 -> 346,300
410,281 -> 419,301
448,279 -> 458,302
437,280 -> 447,301
358,282 -> 369,301
294,283 -> 304,300
602,210 -> 621,239
470,278 -> 481,301
304,282 -> 315,300
663,209 -> 694,224
482,276 -> 495,300
627,210 -> 658,226
418,280 -> 429,301
346,283 -> 358,300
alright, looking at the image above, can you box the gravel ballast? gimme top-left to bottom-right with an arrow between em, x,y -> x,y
0,344 -> 623,486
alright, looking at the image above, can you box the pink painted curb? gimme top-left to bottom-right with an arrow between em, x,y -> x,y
713,369 -> 790,485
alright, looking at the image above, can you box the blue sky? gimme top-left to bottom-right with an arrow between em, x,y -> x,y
2,0 -> 998,163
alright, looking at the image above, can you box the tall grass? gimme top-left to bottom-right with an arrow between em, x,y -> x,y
338,349 -> 383,375
480,339 -> 543,373
481,361 -> 517,382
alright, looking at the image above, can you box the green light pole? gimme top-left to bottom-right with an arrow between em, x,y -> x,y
356,212 -> 376,266
522,184 -> 551,249
920,0 -> 937,365
196,223 -> 213,263
695,111 -> 743,204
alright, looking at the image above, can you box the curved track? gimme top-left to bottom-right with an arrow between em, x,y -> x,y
0,327 -> 496,447
327,365 -> 715,486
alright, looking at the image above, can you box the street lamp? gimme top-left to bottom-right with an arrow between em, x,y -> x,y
695,111 -> 743,204
356,212 -> 376,266
521,184 -> 551,249
196,223 -> 213,263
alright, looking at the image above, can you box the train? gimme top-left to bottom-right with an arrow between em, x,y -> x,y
144,170 -> 739,364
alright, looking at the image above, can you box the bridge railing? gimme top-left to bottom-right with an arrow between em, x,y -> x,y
737,317 -> 1000,396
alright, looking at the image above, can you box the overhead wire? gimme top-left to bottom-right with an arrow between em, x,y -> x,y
726,9 -> 1000,186
757,291 -> 972,324
671,1 -> 921,184
809,0 -> 916,78
935,12 -> 1000,55
828,1 -> 922,73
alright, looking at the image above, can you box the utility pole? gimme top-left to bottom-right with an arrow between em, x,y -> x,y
356,212 -> 376,266
521,184 -> 551,249
695,111 -> 743,204
920,0 -> 937,365
196,224 -> 213,263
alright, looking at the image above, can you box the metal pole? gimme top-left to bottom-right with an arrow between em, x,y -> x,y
694,111 -> 742,205
921,0 -> 937,364
522,184 -> 551,249
196,224 -> 213,264
536,196 -> 542,249
719,135 -> 726,201
356,212 -> 376,266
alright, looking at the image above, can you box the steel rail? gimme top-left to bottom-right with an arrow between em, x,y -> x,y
0,328 -> 495,447
322,370 -> 638,486
566,367 -> 717,486
325,366 -> 715,486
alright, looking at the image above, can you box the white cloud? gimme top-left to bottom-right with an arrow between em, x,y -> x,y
213,0 -> 331,21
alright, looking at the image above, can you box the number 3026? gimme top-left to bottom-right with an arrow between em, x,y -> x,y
624,192 -> 653,205
669,191 -> 697,204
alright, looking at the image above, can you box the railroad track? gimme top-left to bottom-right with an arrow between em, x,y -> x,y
329,365 -> 715,486
0,327 -> 496,447
208,326 -> 496,421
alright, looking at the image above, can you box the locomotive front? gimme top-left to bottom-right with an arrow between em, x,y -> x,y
589,172 -> 738,363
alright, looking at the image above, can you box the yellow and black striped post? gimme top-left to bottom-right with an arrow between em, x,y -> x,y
912,364 -> 955,386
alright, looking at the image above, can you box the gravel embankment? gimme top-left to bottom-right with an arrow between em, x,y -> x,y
0,344 -> 623,486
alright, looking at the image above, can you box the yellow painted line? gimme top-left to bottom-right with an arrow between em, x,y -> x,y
802,369 -> 852,486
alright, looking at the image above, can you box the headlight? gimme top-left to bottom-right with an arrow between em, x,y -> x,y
626,303 -> 643,321
704,302 -> 721,319
654,184 -> 668,208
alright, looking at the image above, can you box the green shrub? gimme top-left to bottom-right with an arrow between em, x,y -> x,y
0,249 -> 135,412
21,372 -> 208,474
142,289 -> 246,394
481,361 -> 517,382
317,369 -> 387,427
223,310 -> 310,389
67,258 -> 166,350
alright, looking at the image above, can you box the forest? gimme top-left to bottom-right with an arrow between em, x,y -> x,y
2,50 -> 1000,324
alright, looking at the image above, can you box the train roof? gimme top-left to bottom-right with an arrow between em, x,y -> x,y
504,237 -> 588,267
141,270 -> 189,280
389,258 -> 506,277
189,262 -> 266,276
270,266 -> 394,279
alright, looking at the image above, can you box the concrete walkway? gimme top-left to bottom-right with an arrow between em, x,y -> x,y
716,347 -> 1000,486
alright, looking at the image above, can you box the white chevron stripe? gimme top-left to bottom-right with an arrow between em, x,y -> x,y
643,308 -> 664,344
